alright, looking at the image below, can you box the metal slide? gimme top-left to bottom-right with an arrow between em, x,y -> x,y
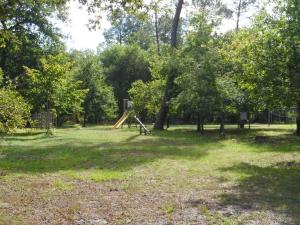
133,116 -> 151,134
112,111 -> 129,129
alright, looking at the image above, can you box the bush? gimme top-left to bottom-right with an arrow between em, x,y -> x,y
0,88 -> 31,133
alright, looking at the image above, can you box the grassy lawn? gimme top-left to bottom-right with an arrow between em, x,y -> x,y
0,124 -> 299,225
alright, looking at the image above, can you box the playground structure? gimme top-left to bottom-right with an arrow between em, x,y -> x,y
112,99 -> 151,135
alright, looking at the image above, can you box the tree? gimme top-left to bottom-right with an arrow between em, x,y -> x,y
220,10 -> 298,131
175,13 -> 219,133
176,59 -> 218,134
154,0 -> 184,130
192,0 -> 232,24
153,0 -> 232,130
281,0 -> 300,134
102,2 -> 177,53
24,54 -> 87,128
157,12 -> 173,46
0,68 -> 31,133
0,0 -> 67,80
100,45 -> 151,114
129,79 -> 165,119
232,0 -> 257,31
71,51 -> 117,125
103,13 -> 155,49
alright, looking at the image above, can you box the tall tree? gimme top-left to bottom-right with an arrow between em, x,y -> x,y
175,13 -> 219,133
154,0 -> 183,130
154,3 -> 160,54
71,51 -> 117,125
24,54 -> 87,128
221,11 -> 298,130
153,0 -> 232,130
282,0 -> 300,134
100,45 -> 151,114
103,11 -> 155,49
0,0 -> 67,80
232,0 -> 257,31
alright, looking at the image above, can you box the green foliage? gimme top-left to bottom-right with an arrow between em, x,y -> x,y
129,79 -> 165,117
0,87 -> 30,134
78,0 -> 146,29
24,54 -> 87,124
175,57 -> 218,115
71,51 -> 117,123
175,13 -> 220,118
0,0 -> 67,80
215,75 -> 244,113
157,12 -> 173,44
0,67 -> 3,84
103,12 -> 155,49
100,45 -> 151,113
221,12 -> 294,110
1,0 -> 300,130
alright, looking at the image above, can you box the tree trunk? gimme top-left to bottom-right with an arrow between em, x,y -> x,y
154,88 -> 169,129
166,115 -> 170,129
154,5 -> 160,54
154,0 -> 183,130
197,112 -> 201,132
83,112 -> 87,127
296,101 -> 300,136
239,120 -> 245,128
56,115 -> 65,127
236,0 -> 242,31
46,101 -> 50,132
268,109 -> 271,127
219,113 -> 225,134
170,0 -> 183,48
197,112 -> 204,135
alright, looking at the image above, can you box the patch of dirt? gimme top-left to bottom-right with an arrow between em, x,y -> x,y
0,175 -> 294,225
0,176 -> 206,225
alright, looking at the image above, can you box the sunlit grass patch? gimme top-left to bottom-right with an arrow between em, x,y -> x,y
53,179 -> 74,191
62,169 -> 131,182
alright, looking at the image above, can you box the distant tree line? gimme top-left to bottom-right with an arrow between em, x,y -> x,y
1,0 -> 299,135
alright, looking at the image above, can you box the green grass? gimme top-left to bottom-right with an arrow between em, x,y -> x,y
0,124 -> 299,224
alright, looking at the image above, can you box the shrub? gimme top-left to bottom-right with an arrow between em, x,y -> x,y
0,70 -> 31,133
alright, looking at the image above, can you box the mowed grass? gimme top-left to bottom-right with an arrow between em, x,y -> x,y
0,124 -> 299,224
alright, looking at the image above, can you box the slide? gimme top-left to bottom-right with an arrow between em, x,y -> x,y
134,116 -> 151,134
112,111 -> 129,129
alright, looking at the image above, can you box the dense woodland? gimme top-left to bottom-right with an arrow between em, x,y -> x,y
0,0 -> 299,134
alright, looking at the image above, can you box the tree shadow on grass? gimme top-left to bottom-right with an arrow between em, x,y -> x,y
0,131 -> 47,141
1,135 -> 50,142
0,132 -> 214,174
167,125 -> 300,153
217,162 -> 300,224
